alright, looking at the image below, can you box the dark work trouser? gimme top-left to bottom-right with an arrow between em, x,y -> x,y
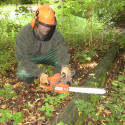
17,50 -> 61,83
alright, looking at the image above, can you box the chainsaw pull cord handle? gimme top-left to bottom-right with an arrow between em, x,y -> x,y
52,70 -> 76,92
52,73 -> 66,92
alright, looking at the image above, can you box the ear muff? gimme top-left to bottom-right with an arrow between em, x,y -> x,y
31,10 -> 39,28
31,18 -> 37,28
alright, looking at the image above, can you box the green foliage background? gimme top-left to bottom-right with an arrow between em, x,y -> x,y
0,0 -> 125,73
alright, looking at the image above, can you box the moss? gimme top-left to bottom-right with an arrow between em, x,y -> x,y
87,81 -> 99,87
85,72 -> 107,88
75,112 -> 88,125
76,72 -> 107,124
97,72 -> 107,87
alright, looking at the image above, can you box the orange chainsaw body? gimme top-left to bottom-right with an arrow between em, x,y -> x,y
40,71 -> 107,95
40,73 -> 71,93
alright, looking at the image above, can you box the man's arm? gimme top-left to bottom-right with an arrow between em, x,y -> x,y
52,30 -> 71,77
15,36 -> 45,78
52,30 -> 71,69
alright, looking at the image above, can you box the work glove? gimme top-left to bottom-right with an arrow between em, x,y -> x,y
61,67 -> 70,78
40,73 -> 49,84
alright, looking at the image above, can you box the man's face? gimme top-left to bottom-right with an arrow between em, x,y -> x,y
37,24 -> 51,36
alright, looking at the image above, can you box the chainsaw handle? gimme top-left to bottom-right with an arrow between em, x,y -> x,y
61,70 -> 76,78
61,72 -> 66,78
40,77 -> 52,90
61,70 -> 76,85
40,83 -> 50,89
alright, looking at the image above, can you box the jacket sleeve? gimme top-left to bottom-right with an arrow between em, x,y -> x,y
15,36 -> 45,78
52,30 -> 71,68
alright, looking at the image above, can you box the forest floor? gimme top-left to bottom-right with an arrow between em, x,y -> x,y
0,43 -> 124,125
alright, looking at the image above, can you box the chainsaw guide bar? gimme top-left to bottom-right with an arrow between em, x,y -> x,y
69,87 -> 106,94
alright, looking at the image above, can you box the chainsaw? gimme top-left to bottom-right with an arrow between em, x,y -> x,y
40,70 -> 106,94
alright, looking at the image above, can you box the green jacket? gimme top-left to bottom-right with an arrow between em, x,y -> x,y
15,24 -> 70,78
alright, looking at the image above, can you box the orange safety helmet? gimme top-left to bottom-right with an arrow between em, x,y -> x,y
31,5 -> 57,28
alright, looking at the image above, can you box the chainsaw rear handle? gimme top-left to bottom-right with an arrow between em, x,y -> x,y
40,84 -> 50,90
40,76 -> 54,91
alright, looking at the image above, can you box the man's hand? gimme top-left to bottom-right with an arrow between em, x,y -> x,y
61,67 -> 70,78
40,73 -> 49,84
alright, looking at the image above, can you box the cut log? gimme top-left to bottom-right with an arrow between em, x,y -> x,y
51,43 -> 120,125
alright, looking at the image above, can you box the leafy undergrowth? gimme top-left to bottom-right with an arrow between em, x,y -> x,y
0,43 -> 124,124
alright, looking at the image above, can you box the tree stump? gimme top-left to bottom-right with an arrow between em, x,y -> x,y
51,43 -> 119,125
